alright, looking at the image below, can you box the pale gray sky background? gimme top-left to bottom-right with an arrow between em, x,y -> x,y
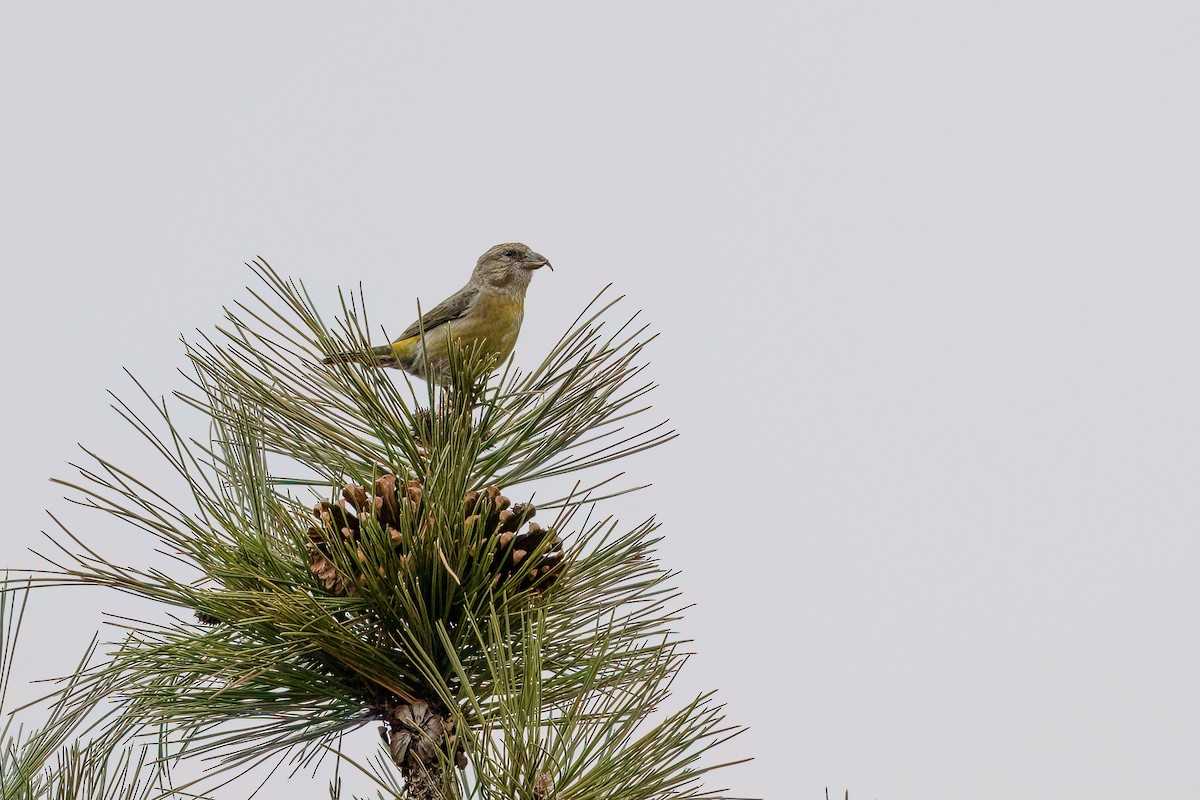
3,2 -> 1200,798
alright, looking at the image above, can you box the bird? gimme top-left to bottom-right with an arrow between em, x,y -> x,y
322,243 -> 552,386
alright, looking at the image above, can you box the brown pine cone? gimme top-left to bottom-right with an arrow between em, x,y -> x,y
307,476 -> 564,597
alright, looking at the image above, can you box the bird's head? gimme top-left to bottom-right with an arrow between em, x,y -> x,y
473,243 -> 553,292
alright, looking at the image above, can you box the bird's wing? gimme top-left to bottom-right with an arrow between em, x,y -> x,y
393,284 -> 479,342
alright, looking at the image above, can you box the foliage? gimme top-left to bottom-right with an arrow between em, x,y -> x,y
22,261 -> 745,798
0,585 -> 183,800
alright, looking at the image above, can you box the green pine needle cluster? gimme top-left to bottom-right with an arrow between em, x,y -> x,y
21,261 -> 745,798
0,585 -> 186,800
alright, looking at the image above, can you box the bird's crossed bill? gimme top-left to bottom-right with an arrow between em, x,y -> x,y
323,243 -> 552,386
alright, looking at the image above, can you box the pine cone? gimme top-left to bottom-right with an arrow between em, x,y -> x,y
379,699 -> 467,775
488,520 -> 565,593
306,476 -> 564,597
463,487 -> 565,592
533,771 -> 555,800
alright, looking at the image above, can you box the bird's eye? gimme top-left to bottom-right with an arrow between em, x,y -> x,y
501,248 -> 521,258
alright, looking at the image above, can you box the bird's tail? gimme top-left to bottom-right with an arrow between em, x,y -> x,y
321,351 -> 360,365
321,344 -> 399,367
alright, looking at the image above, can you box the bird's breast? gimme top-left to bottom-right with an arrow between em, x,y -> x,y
452,292 -> 524,358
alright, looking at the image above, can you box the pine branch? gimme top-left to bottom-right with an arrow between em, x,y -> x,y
0,583 -> 189,800
13,263 -> 745,798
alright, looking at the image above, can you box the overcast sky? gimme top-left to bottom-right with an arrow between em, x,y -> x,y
3,3 -> 1200,798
